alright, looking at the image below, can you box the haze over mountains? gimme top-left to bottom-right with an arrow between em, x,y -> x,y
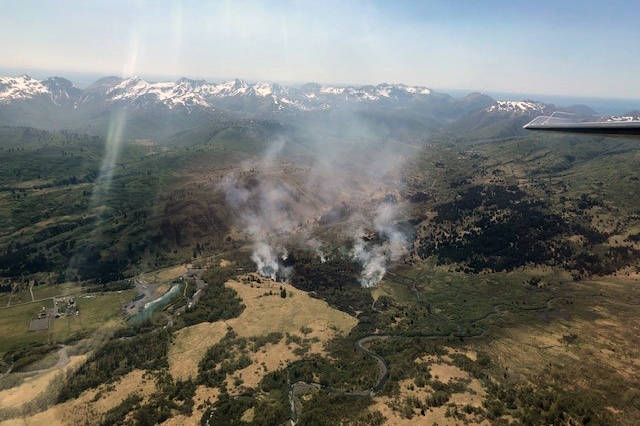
0,75 -> 595,122
5,74 -> 639,146
0,74 -> 501,114
0,75 -> 442,110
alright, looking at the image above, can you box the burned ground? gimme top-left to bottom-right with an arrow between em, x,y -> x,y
414,184 -> 625,274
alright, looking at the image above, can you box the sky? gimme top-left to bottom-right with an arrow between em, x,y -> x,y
1,0 -> 639,98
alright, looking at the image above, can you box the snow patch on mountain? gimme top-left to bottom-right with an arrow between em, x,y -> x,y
252,82 -> 274,97
106,77 -> 211,108
0,76 -> 49,103
607,114 -> 640,122
487,100 -> 547,113
197,79 -> 249,97
319,86 -> 345,95
0,75 -> 436,112
311,83 -> 431,102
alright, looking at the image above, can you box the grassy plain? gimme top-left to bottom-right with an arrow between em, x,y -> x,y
0,300 -> 53,352
50,290 -> 134,343
0,290 -> 133,353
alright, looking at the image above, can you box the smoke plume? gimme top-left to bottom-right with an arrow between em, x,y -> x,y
220,113 -> 414,285
349,201 -> 409,286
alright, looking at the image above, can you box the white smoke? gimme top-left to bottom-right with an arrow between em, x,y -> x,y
349,202 -> 409,287
220,138 -> 304,281
373,201 -> 408,262
307,238 -> 327,263
221,172 -> 297,281
220,114 -> 414,284
250,242 -> 292,281
351,237 -> 387,287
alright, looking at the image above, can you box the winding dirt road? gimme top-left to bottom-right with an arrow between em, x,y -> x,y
287,289 -> 563,424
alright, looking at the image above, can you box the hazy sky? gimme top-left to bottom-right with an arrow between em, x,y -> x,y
1,0 -> 639,98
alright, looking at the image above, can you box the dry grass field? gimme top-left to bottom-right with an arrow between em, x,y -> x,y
0,368 -> 155,426
168,274 -> 357,381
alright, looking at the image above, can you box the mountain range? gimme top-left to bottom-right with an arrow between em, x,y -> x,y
0,75 -> 443,111
0,74 -> 551,114
0,74 -> 614,141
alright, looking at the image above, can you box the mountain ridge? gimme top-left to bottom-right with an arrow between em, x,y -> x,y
0,75 -> 445,112
5,74 -> 624,142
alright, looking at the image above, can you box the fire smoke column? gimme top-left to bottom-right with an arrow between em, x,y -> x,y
351,237 -> 387,287
351,202 -> 409,287
251,242 -> 280,280
220,141 -> 296,281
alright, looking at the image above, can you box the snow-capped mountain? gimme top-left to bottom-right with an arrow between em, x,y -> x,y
446,98 -> 556,138
606,112 -> 640,122
0,75 -> 82,106
0,74 -> 462,139
102,76 -> 211,109
0,75 -> 438,113
310,83 -> 431,103
41,77 -> 83,106
486,100 -> 548,114
0,76 -> 51,102
96,76 -> 437,111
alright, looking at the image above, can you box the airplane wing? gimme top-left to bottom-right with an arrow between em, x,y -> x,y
524,112 -> 640,136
